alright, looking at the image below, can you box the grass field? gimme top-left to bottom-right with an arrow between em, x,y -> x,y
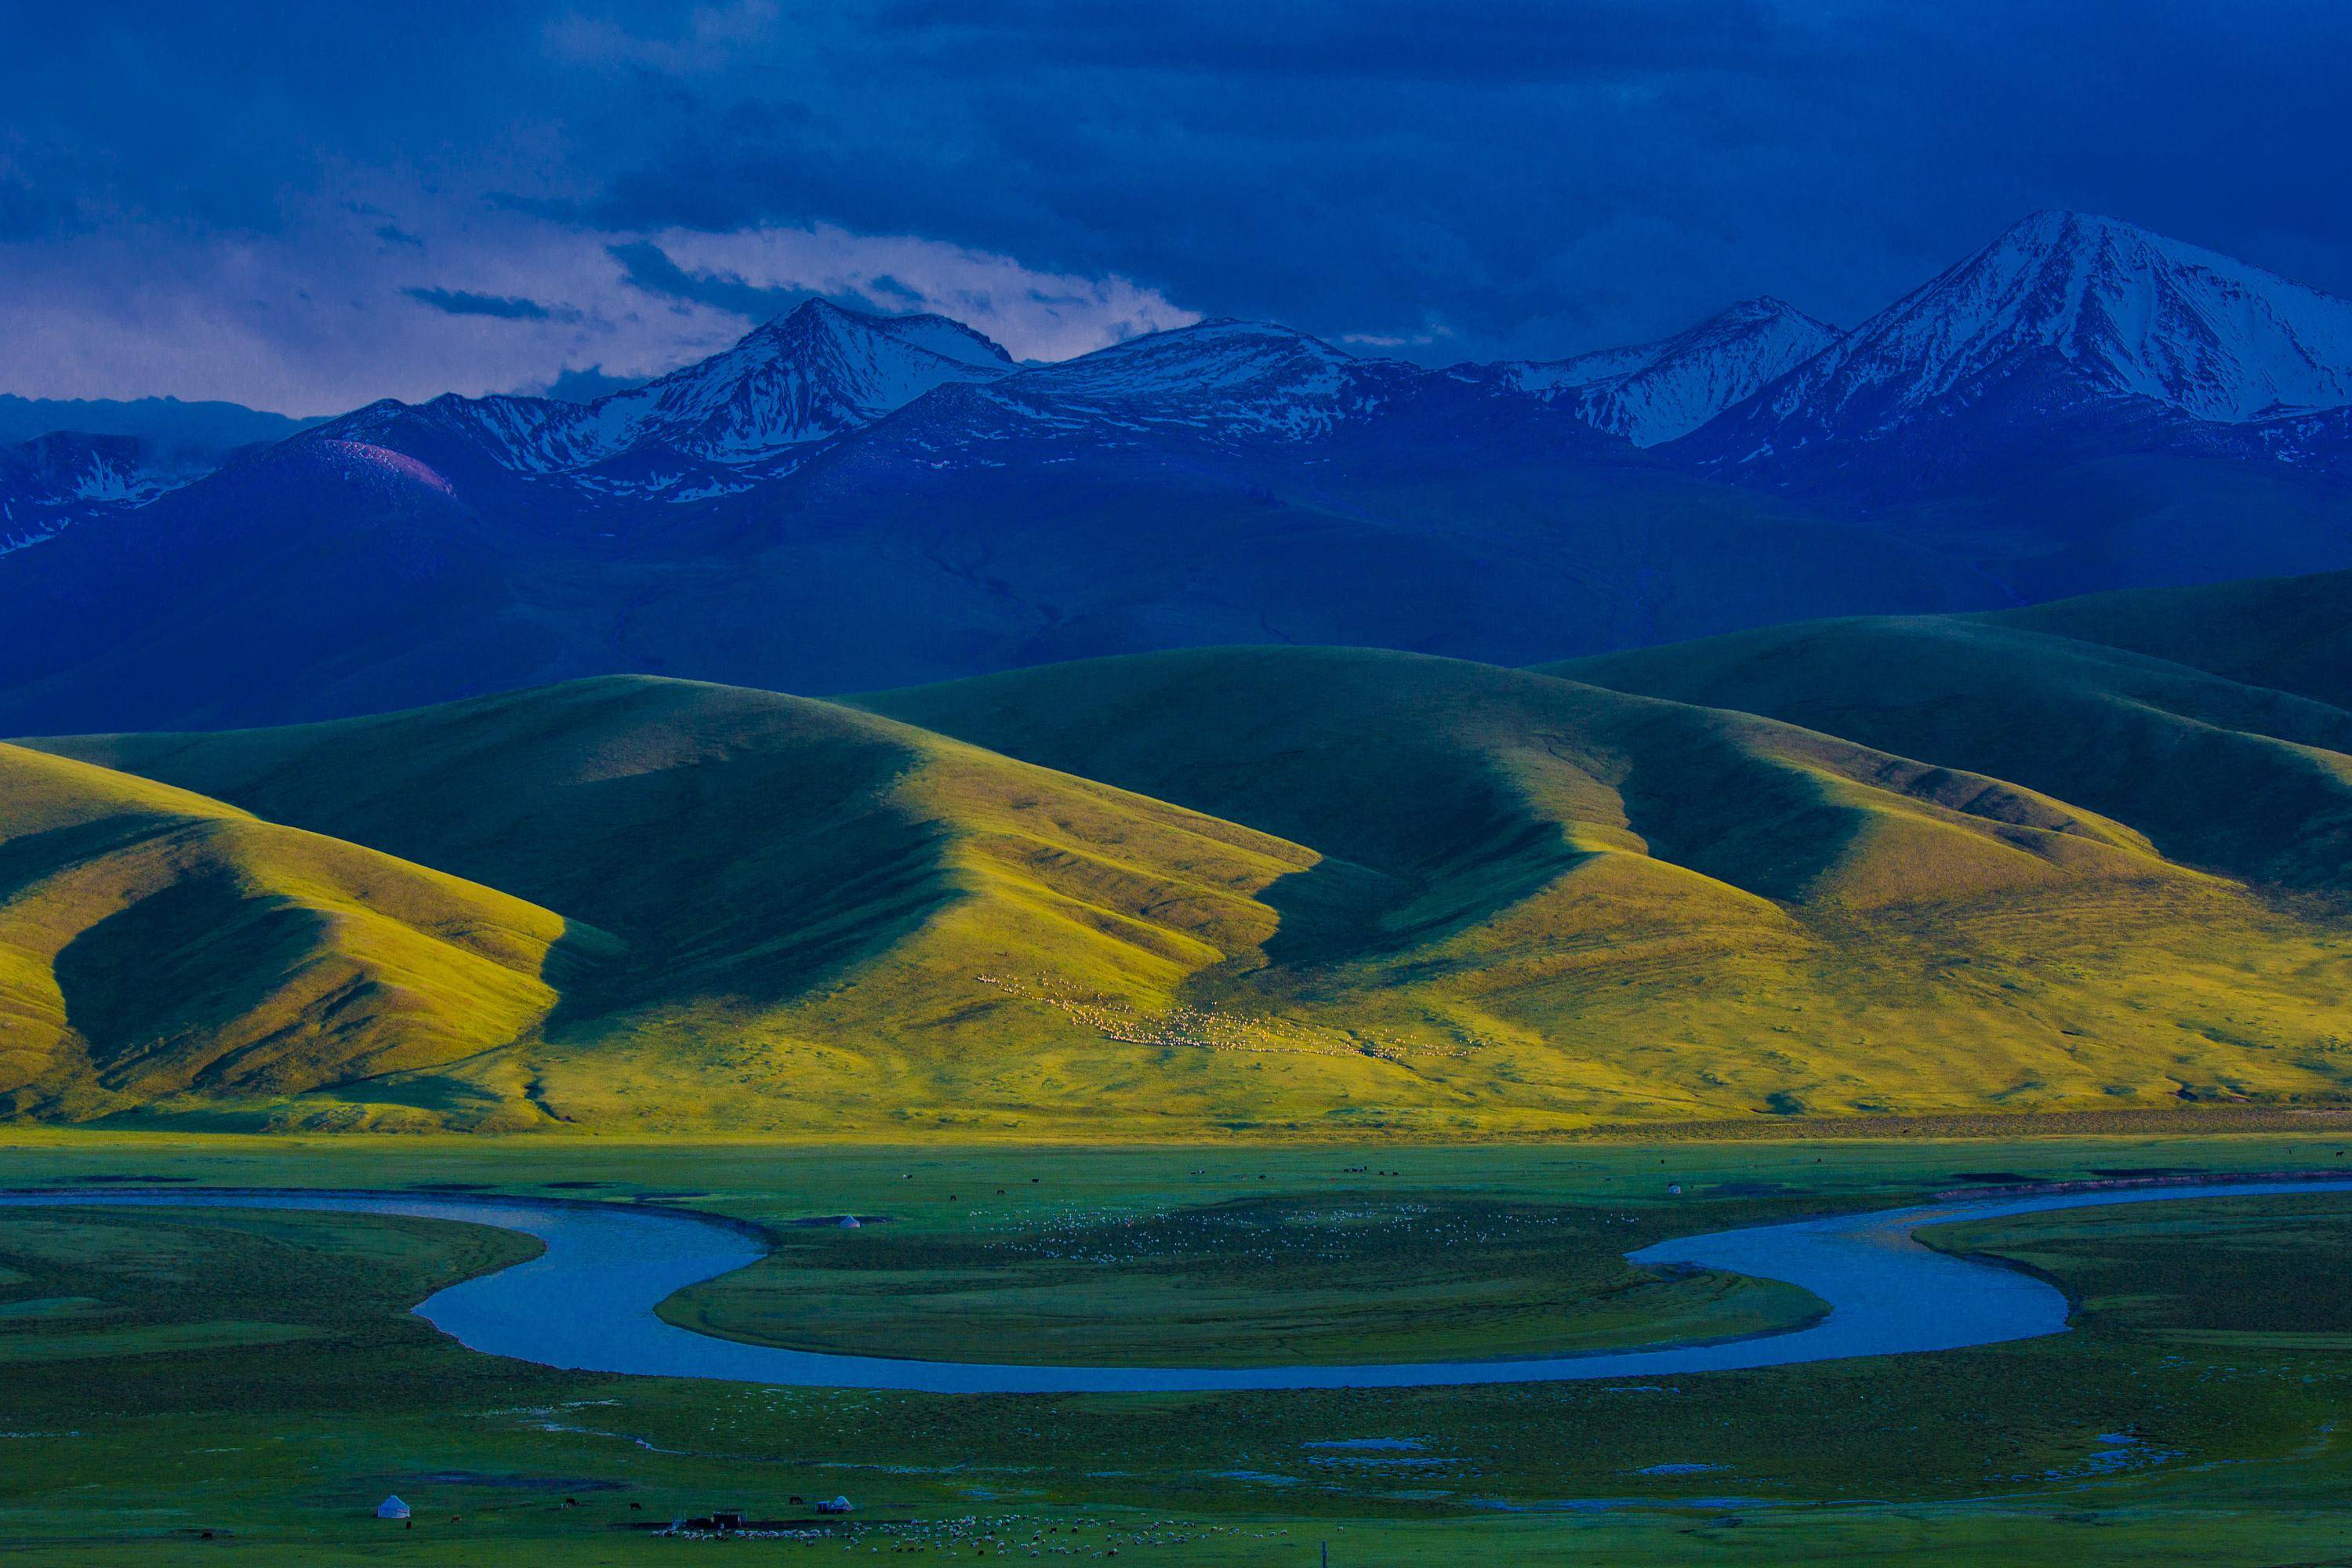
13,605 -> 2352,1134
0,742 -> 578,1120
657,1189 -> 1828,1367
4,1133 -> 2352,1564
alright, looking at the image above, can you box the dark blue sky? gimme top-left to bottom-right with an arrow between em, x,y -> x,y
5,1 -> 2348,412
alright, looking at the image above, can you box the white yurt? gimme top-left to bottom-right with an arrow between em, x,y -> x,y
376,1496 -> 412,1520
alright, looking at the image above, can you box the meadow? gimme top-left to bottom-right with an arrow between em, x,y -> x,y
5,568 -> 2352,1138
4,1131 -> 2352,1565
7,571 -> 2352,1558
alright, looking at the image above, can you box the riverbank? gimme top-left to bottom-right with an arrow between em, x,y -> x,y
3,1135 -> 2351,1563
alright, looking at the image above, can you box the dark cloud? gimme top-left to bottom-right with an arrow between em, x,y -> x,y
862,274 -> 924,306
513,1 -> 2352,360
865,0 -> 1795,83
607,239 -> 811,321
532,364 -> 654,402
402,286 -> 575,321
374,223 -> 423,248
5,0 -> 2350,392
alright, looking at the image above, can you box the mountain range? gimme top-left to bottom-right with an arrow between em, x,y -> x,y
1457,295 -> 1840,445
5,564 -> 2350,1134
1677,211 -> 2352,499
0,396 -> 322,558
0,212 -> 2348,734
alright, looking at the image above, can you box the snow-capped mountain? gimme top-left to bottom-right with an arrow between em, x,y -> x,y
1460,298 -> 1840,446
839,318 -> 1635,478
875,319 -> 1430,460
974,318 -> 1417,441
316,299 -> 1018,503
9,209 -> 2352,733
2247,404 -> 2352,483
600,299 -> 1013,458
1688,212 -> 2352,483
0,431 -> 212,556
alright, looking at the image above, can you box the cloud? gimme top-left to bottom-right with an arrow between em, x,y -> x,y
0,183 -> 1189,411
402,285 -> 579,321
1340,316 -> 1455,350
5,1 -> 2352,401
540,2 -> 784,74
608,239 -> 810,321
638,224 -> 1197,361
865,0 -> 1787,85
528,363 -> 654,401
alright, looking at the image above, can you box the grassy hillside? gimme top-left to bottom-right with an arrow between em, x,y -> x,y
1990,567 -> 2352,710
0,742 -> 583,1126
864,648 -> 2352,1123
16,632 -> 2352,1135
1555,615 -> 2352,892
27,677 -> 1359,1132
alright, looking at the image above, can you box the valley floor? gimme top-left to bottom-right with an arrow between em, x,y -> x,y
2,1132 -> 2352,1563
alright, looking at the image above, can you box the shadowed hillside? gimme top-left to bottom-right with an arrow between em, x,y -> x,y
1555,612 -> 2352,893
1990,568 -> 2352,711
0,742 -> 587,1125
863,648 -> 2352,1123
28,677 -> 1339,1131
14,638 -> 2352,1134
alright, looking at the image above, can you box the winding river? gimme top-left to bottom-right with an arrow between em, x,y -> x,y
4,1178 -> 2347,1394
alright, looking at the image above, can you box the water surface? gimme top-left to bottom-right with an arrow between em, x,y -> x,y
5,1178 -> 2346,1394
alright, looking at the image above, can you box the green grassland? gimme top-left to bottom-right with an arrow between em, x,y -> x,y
1994,564 -> 2352,710
656,1189 -> 1827,1367
0,742 -> 583,1122
4,566 -> 2350,1135
1556,605 -> 2352,892
0,571 -> 2343,1133
22,677 -> 1338,1133
3,1136 -> 2352,1565
862,644 -> 2352,1123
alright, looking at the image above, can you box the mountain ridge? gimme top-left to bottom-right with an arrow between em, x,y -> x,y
1676,211 -> 2352,495
12,574 -> 2352,1133
0,431 -> 214,557
1458,297 -> 1841,446
1,212 -> 2350,733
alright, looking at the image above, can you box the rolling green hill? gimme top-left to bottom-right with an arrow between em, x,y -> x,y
28,677 -> 1341,1132
13,601 -> 2352,1135
1555,607 -> 2352,893
1989,567 -> 2352,710
858,648 -> 2352,1125
0,742 -> 585,1126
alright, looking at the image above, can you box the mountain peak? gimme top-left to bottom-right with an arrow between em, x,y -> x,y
1077,318 -> 1355,368
296,300 -> 1023,499
583,299 -> 1016,463
1014,318 -> 1359,399
1473,297 -> 1841,446
1680,211 -> 2352,486
1723,295 -> 1815,322
1775,212 -> 2352,430
2003,207 -> 2140,241
737,297 -> 1014,371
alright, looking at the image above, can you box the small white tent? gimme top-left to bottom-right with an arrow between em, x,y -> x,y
817,1495 -> 855,1514
377,1496 -> 412,1520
